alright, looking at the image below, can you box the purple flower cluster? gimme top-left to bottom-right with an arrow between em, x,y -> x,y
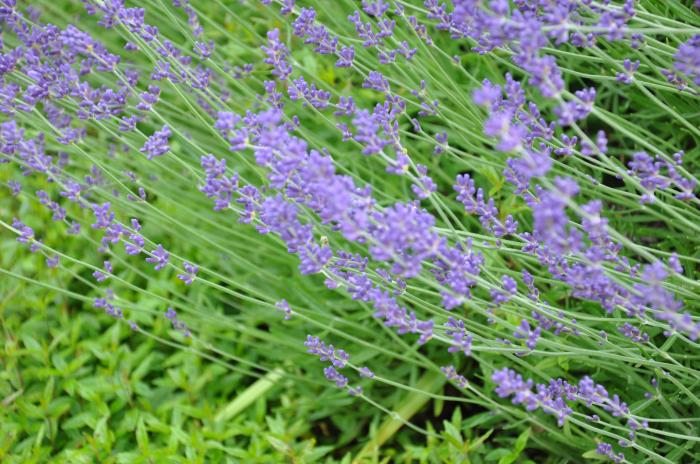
351,109 -> 390,155
94,294 -> 123,319
445,317 -> 473,356
12,218 -> 40,252
262,29 -> 293,80
531,178 -> 581,256
275,299 -> 293,320
165,307 -> 190,337
455,174 -> 518,239
258,194 -> 332,274
305,335 -> 349,368
304,335 -> 370,392
146,244 -> 170,271
674,35 -> 700,86
523,177 -> 696,339
0,0 -> 221,300
140,125 -> 172,160
596,442 -> 625,463
93,260 -> 113,283
432,0 -> 636,100
326,252 -> 434,344
472,76 -> 557,192
462,72 -> 694,342
618,322 -> 649,344
616,58 -> 640,85
441,365 -> 468,388
492,367 -> 645,437
632,262 -> 699,340
199,98 -> 487,341
200,154 -> 239,210
531,308 -> 579,338
411,164 -> 437,199
37,190 -> 66,222
513,319 -> 541,351
177,261 -> 199,285
324,366 -> 349,388
626,151 -> 696,203
288,76 -> 331,109
490,275 -> 518,307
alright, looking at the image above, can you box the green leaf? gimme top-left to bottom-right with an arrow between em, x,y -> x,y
469,429 -> 493,452
136,416 -> 149,449
266,435 -> 291,454
582,449 -> 607,460
498,428 -> 529,464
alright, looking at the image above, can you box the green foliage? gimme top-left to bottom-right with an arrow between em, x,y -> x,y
0,289 -> 327,463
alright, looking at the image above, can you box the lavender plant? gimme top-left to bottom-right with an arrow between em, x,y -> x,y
2,0 -> 700,461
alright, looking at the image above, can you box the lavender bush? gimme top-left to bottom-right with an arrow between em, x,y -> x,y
2,0 -> 700,461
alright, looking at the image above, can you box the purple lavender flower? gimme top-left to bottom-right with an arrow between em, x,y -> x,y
616,58 -> 640,84
454,174 -> 517,238
352,109 -> 389,155
445,317 -> 473,356
136,85 -> 161,111
60,180 -> 83,203
165,307 -> 190,337
93,261 -> 113,282
305,335 -> 349,368
441,365 -> 468,388
336,45 -> 355,68
502,275 -> 517,294
8,180 -> 21,196
368,201 -> 440,278
177,261 -> 199,285
362,71 -> 390,93
618,322 -> 649,343
67,221 -> 81,235
627,151 -> 696,203
554,88 -> 596,127
140,125 -> 172,160
632,261 -> 699,340
125,224 -> 145,255
411,164 -> 436,199
289,76 -> 331,109
674,35 -> 700,86
521,270 -> 539,300
668,254 -> 683,274
200,154 -> 238,211
12,218 -> 40,252
492,368 -> 536,408
37,190 -> 66,221
46,255 -> 60,268
483,110 -> 527,152
472,79 -> 502,107
513,319 -> 542,350
293,7 -> 316,37
275,299 -> 292,319
493,368 -> 574,426
596,442 -> 624,463
91,203 -> 114,230
348,385 -> 363,396
94,295 -> 123,319
262,29 -> 292,80
532,177 -> 581,255
362,0 -> 389,17
146,244 -> 170,270
323,366 -> 348,388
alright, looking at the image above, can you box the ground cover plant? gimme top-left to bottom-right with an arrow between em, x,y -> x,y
1,0 -> 699,462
